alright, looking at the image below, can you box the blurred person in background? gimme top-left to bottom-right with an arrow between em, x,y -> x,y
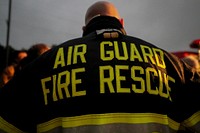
182,55 -> 200,71
172,39 -> 200,72
0,50 -> 27,88
18,43 -> 51,70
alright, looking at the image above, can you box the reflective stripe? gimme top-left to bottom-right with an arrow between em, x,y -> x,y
183,111 -> 200,127
0,117 -> 24,133
38,124 -> 177,133
37,113 -> 180,132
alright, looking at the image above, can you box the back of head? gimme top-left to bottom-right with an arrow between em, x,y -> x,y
82,1 -> 125,36
28,43 -> 50,57
19,43 -> 50,69
9,50 -> 27,65
84,1 -> 122,26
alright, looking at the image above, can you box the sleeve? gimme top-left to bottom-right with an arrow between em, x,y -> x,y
0,68 -> 36,132
179,62 -> 200,132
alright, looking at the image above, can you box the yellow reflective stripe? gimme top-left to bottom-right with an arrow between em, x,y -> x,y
37,113 -> 180,132
183,111 -> 200,127
168,117 -> 180,130
0,117 -> 24,133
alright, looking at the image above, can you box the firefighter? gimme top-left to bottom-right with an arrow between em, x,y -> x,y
0,1 -> 200,133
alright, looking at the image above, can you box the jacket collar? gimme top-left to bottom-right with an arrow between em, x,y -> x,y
82,16 -> 126,36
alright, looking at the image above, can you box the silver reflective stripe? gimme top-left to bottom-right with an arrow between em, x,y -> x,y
96,29 -> 122,35
37,113 -> 180,133
39,123 -> 177,133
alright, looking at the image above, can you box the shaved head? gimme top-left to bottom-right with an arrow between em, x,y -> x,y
85,1 -> 122,25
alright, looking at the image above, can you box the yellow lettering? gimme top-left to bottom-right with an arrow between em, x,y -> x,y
41,67 -> 86,105
52,75 -> 58,102
157,70 -> 163,98
165,75 -> 175,101
41,77 -> 51,105
100,41 -> 114,61
141,45 -> 156,64
130,43 -> 143,62
153,48 -> 166,69
114,41 -> 128,60
72,68 -> 86,97
115,65 -> 130,93
73,44 -> 87,64
146,67 -> 158,95
67,46 -> 73,65
99,66 -> 115,93
131,66 -> 145,93
53,47 -> 66,69
57,70 -> 71,99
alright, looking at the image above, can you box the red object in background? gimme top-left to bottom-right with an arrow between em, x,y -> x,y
190,39 -> 200,49
171,51 -> 198,59
190,39 -> 200,61
172,39 -> 200,59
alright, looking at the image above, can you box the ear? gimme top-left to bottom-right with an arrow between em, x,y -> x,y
119,18 -> 124,27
